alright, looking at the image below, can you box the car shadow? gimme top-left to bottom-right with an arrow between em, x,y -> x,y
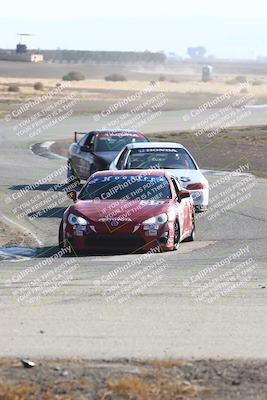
0,245 -> 150,260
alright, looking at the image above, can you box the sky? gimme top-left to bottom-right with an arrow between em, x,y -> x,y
1,0 -> 267,59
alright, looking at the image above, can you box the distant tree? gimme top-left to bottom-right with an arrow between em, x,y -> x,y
62,71 -> 85,81
187,46 -> 207,59
33,82 -> 44,90
8,83 -> 20,92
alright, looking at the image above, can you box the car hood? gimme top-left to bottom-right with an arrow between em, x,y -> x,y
94,151 -> 119,165
69,199 -> 170,224
166,169 -> 207,188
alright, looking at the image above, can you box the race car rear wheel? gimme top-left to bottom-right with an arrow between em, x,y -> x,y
173,220 -> 180,250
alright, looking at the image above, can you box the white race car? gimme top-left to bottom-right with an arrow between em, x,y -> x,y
110,142 -> 209,212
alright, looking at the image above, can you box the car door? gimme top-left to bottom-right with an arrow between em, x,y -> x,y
78,133 -> 95,179
70,133 -> 90,177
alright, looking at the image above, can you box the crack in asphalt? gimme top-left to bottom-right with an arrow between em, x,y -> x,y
227,209 -> 266,222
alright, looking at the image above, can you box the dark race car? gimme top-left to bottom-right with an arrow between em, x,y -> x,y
67,129 -> 149,181
59,170 -> 195,254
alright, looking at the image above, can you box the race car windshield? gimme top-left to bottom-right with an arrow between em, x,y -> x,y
95,134 -> 146,152
126,148 -> 197,170
79,175 -> 172,200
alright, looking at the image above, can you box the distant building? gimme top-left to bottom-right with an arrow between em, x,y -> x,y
16,43 -> 27,54
30,54 -> 43,63
0,51 -> 43,62
202,65 -> 213,82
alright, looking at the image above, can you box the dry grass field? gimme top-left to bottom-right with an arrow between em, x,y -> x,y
1,74 -> 267,96
1,59 -> 267,118
0,358 -> 266,400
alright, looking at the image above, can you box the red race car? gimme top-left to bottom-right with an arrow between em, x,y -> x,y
59,170 -> 195,253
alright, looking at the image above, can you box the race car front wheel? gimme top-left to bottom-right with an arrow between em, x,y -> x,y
58,220 -> 75,254
67,160 -> 80,183
173,221 -> 180,250
58,219 -> 64,250
184,214 -> 196,242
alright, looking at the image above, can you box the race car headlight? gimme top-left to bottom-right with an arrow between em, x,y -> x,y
142,213 -> 168,225
68,213 -> 88,226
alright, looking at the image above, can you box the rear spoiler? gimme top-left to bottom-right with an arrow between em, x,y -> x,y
74,131 -> 87,143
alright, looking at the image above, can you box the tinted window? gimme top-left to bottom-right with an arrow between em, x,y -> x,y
95,133 -> 147,152
78,133 -> 93,146
79,175 -> 171,200
126,148 -> 197,170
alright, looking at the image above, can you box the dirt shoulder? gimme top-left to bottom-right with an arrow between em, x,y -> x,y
51,125 -> 267,178
0,219 -> 35,248
0,358 -> 266,400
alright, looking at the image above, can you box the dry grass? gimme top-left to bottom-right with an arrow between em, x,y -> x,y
139,358 -> 186,368
1,73 -> 267,118
107,375 -> 213,400
56,378 -> 94,392
0,359 -> 18,367
0,383 -> 36,400
1,75 -> 267,96
0,378 -> 208,400
0,219 -> 34,247
0,383 -> 74,400
0,359 -> 265,400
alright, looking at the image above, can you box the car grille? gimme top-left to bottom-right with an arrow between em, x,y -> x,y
87,233 -> 145,249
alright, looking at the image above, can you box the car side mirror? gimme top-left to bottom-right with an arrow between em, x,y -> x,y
180,189 -> 190,199
80,144 -> 92,152
67,191 -> 77,202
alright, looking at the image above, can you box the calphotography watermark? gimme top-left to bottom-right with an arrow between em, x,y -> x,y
92,246 -> 169,304
93,82 -> 169,130
182,83 -> 256,144
197,163 -> 256,223
5,82 -> 79,139
5,246 -> 79,306
183,245 -> 258,304
5,82 -> 71,122
83,171 -> 170,232
5,164 -> 79,221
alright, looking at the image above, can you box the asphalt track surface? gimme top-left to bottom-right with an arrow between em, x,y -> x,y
0,110 -> 266,359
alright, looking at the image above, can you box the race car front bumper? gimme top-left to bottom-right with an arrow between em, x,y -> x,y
64,220 -> 174,253
189,188 -> 209,212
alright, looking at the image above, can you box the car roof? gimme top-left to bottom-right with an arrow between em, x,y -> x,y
123,142 -> 185,149
92,169 -> 168,177
90,129 -> 144,135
